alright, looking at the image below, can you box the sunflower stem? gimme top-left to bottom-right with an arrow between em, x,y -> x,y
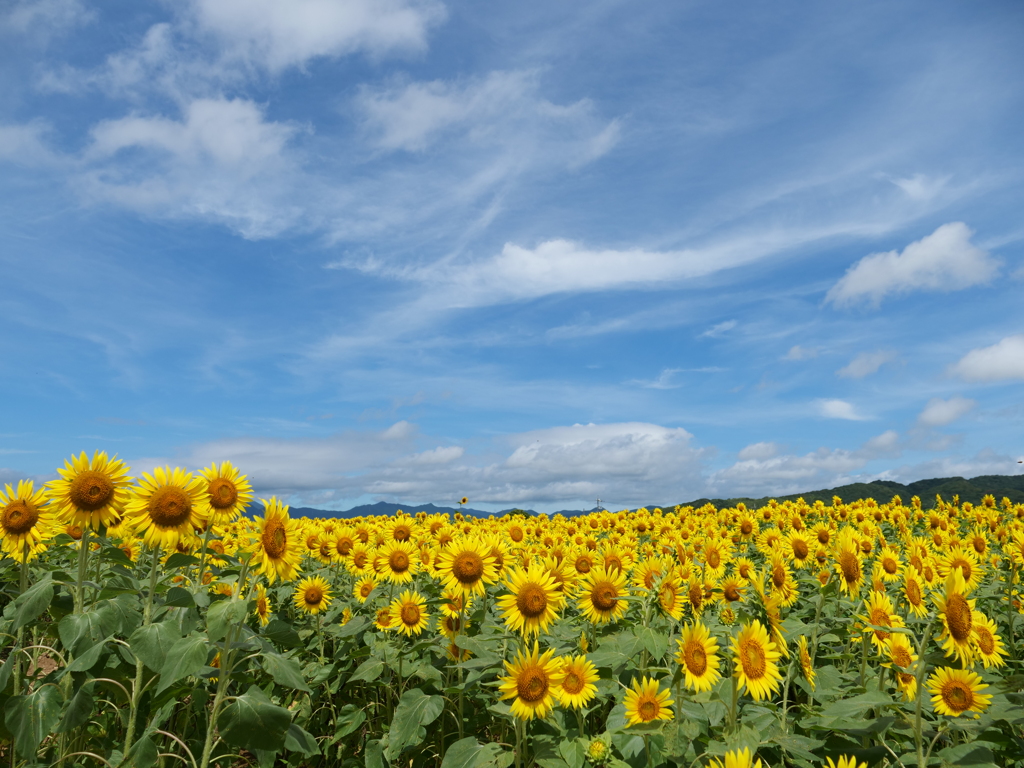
195,523 -> 215,594
74,527 -> 90,614
914,616 -> 937,768
12,546 -> 29,698
457,604 -> 465,740
859,629 -> 870,689
125,545 -> 161,757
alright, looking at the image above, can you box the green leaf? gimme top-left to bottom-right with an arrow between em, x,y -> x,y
263,619 -> 302,649
386,688 -> 444,759
55,686 -> 94,734
207,598 -> 247,642
103,546 -> 136,568
365,739 -> 384,768
0,645 -> 18,691
285,723 -> 320,756
4,684 -> 63,757
635,627 -> 670,661
157,634 -> 209,692
8,577 -> 53,631
334,704 -> 366,739
815,690 -> 893,723
558,739 -> 586,768
128,621 -> 180,672
338,616 -> 370,637
125,734 -> 159,768
164,553 -> 200,569
218,685 -> 291,752
441,738 -> 504,768
263,653 -> 311,692
164,587 -> 196,608
348,657 -> 385,683
937,742 -> 998,768
58,604 -> 117,655
66,636 -> 111,673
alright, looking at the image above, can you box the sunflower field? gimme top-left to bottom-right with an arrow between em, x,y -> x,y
1,453 -> 1023,768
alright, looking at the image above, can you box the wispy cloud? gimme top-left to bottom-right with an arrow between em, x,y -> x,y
836,350 -> 896,379
816,399 -> 870,421
917,396 -> 976,427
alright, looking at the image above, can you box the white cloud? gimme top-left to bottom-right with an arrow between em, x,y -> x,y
188,0 -> 445,72
826,222 -> 999,308
917,396 -> 976,427
1,0 -> 93,37
0,122 -> 56,166
700,320 -> 737,338
836,350 -> 896,379
633,368 -> 682,390
949,335 -> 1024,382
890,173 -> 950,202
405,445 -> 464,464
783,345 -> 817,361
863,430 -> 900,454
737,442 -> 780,461
80,98 -> 304,238
816,399 -> 869,421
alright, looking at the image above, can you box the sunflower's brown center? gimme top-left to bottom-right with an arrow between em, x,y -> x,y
509,526 -> 525,542
389,549 -> 411,573
336,536 -> 353,556
684,640 -> 707,676
817,529 -> 830,544
792,539 -> 809,560
591,582 -> 618,612
257,596 -> 269,615
319,542 -> 333,559
604,554 -> 623,571
69,470 -> 116,512
689,582 -> 703,609
881,556 -> 898,575
400,603 -> 421,626
738,562 -> 752,579
906,578 -> 922,606
305,534 -> 320,550
972,536 -> 986,554
1,500 -> 39,535
870,607 -> 891,640
304,587 -> 324,607
148,486 -> 192,528
562,670 -> 585,694
352,551 -> 368,569
898,670 -> 915,685
772,563 -> 786,589
262,519 -> 288,558
67,524 -> 83,540
575,556 -> 592,574
517,668 -> 548,703
207,478 -> 238,510
975,626 -> 995,655
839,551 -> 861,584
740,638 -> 766,679
376,608 -> 391,626
891,645 -> 912,668
740,520 -> 753,535
950,558 -> 973,582
392,524 -> 412,541
704,548 -> 721,569
637,699 -> 659,721
945,593 -> 972,641
451,551 -> 484,583
517,584 -> 548,618
942,681 -> 971,713
724,583 -> 740,602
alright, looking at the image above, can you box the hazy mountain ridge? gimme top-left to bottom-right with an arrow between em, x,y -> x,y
246,474 -> 1024,519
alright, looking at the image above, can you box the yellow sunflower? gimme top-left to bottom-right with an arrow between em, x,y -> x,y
253,583 -> 273,626
833,529 -> 864,596
677,621 -> 721,693
861,591 -> 904,651
292,576 -> 332,615
555,655 -> 599,709
247,497 -> 303,584
971,613 -> 1007,669
498,642 -> 564,721
496,564 -> 564,637
657,575 -> 686,620
707,748 -> 764,768
798,636 -> 815,691
376,540 -> 419,584
732,621 -> 783,701
389,590 -> 429,636
353,575 -> 377,603
877,545 -> 903,582
0,480 -> 57,561
47,451 -> 132,531
199,461 -> 253,522
374,606 -> 394,631
123,466 -> 211,550
623,676 -> 674,726
884,634 -> 918,702
824,758 -> 866,768
577,567 -> 629,624
933,569 -> 975,665
902,564 -> 928,618
436,537 -> 499,598
927,667 -> 991,717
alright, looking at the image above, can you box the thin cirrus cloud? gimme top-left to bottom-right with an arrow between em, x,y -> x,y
949,335 -> 1024,382
836,350 -> 896,379
917,396 -> 976,427
826,222 -> 1000,308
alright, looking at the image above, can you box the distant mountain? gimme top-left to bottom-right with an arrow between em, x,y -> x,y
243,474 -> 1024,519
679,474 -> 1024,510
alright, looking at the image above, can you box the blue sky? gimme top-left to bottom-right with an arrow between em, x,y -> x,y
2,0 -> 1023,512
